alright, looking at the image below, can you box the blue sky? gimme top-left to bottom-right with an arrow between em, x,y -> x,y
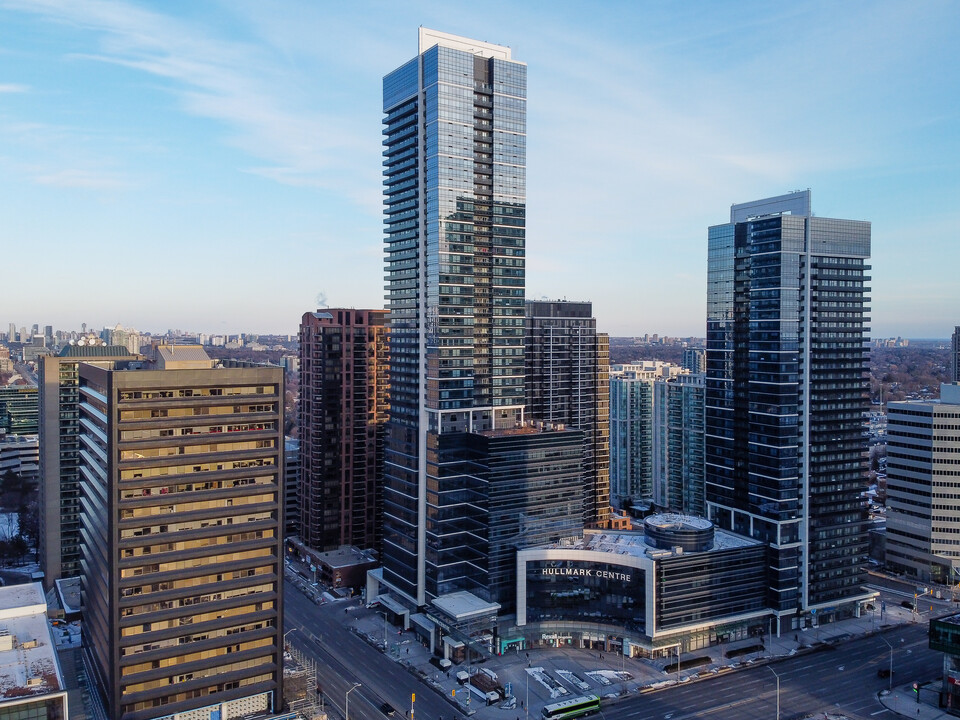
1,0 -> 958,338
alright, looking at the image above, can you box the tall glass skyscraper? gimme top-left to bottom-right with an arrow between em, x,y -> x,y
380,30 -> 529,606
705,190 -> 872,631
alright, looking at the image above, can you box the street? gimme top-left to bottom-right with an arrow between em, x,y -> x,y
605,624 -> 940,720
284,579 -> 456,720
285,578 -> 943,720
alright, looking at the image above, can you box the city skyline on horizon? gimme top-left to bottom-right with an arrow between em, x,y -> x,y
2,1 -> 958,337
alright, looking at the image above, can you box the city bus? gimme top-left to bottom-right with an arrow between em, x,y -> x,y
541,695 -> 601,720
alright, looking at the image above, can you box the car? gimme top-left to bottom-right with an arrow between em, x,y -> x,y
901,600 -> 914,609
379,703 -> 396,716
878,668 -> 894,679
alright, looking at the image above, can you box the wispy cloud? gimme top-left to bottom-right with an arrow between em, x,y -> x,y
0,83 -> 28,93
34,168 -> 130,189
2,0 -> 378,207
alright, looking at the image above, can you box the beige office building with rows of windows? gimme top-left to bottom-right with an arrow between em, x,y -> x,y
76,348 -> 284,720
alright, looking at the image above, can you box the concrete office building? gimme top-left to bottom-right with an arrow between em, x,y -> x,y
706,190 -> 873,631
525,300 -> 610,527
38,345 -> 138,588
885,383 -> 960,583
0,433 -> 38,489
76,353 -> 284,719
377,29 -> 533,610
298,309 -> 389,553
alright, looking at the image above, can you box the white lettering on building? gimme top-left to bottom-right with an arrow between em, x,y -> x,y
539,567 -> 632,583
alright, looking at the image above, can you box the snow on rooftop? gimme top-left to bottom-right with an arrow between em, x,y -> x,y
0,583 -> 62,699
432,590 -> 501,620
566,527 -> 760,558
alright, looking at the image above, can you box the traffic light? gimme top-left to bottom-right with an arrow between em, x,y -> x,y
914,682 -> 920,704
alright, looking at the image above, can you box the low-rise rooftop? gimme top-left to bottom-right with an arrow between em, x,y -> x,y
0,583 -> 63,700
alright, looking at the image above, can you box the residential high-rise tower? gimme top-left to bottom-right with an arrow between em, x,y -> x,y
705,190 -> 872,630
524,300 -> 610,526
379,29 -> 529,607
298,309 -> 389,552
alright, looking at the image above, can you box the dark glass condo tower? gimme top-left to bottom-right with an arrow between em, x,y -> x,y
380,30 -> 529,606
705,190 -> 872,631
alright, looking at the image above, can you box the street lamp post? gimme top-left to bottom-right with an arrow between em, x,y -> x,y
767,666 -> 780,720
346,682 -> 361,720
525,670 -> 529,720
880,636 -> 894,691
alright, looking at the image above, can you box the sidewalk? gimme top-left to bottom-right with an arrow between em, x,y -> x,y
879,682 -> 954,719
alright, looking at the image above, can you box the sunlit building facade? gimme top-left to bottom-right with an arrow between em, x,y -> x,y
379,29 -> 529,607
77,359 -> 284,720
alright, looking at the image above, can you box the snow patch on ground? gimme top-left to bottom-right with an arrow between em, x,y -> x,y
556,670 -> 591,691
526,667 -> 569,698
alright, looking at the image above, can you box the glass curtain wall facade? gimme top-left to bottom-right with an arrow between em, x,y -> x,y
381,29 -> 527,606
525,300 -> 610,527
705,190 -> 871,627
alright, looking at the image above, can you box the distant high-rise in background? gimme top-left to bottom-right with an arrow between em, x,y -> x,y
682,347 -> 706,374
952,326 -> 960,383
652,373 -> 705,516
377,29 -> 532,608
885,383 -> 960,583
524,300 -> 610,526
609,362 -> 704,516
298,309 -> 389,552
38,345 -> 136,587
706,190 -> 872,630
0,384 -> 37,435
77,348 -> 284,720
284,436 -> 300,537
